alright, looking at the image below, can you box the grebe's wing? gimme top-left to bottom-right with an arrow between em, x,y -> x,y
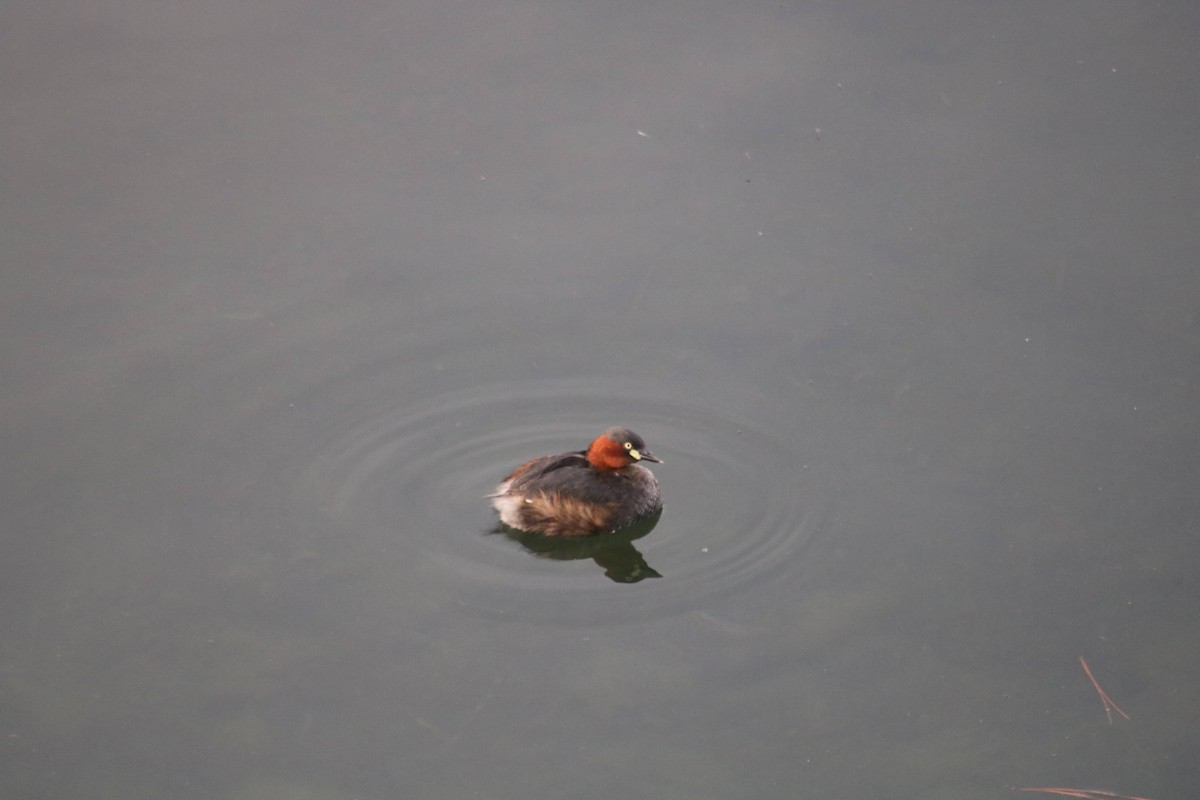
488,450 -> 588,496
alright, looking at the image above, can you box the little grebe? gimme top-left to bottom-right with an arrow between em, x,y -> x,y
488,427 -> 663,536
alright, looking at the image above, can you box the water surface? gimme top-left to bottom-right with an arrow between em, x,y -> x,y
4,2 -> 1198,798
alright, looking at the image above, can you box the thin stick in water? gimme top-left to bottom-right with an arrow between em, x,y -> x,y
1078,655 -> 1130,723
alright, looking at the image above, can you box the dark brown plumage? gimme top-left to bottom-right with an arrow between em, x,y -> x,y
488,427 -> 663,536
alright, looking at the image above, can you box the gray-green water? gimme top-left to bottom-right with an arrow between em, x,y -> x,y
4,2 -> 1198,798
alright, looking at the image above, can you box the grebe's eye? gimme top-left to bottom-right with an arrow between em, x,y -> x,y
624,442 -> 633,450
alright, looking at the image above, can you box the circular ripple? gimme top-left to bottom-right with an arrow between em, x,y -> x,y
291,376 -> 830,624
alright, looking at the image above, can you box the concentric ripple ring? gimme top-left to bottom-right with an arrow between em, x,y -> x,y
291,376 -> 829,624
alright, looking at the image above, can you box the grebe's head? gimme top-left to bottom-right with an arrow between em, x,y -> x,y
586,427 -> 662,471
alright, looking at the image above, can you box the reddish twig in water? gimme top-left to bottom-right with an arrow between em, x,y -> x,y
1078,655 -> 1130,723
1014,788 -> 1154,800
1011,662 -> 1145,800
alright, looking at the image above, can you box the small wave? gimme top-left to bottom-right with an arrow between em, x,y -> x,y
290,376 -> 829,624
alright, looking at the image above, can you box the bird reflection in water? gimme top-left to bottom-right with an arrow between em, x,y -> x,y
495,511 -> 662,583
